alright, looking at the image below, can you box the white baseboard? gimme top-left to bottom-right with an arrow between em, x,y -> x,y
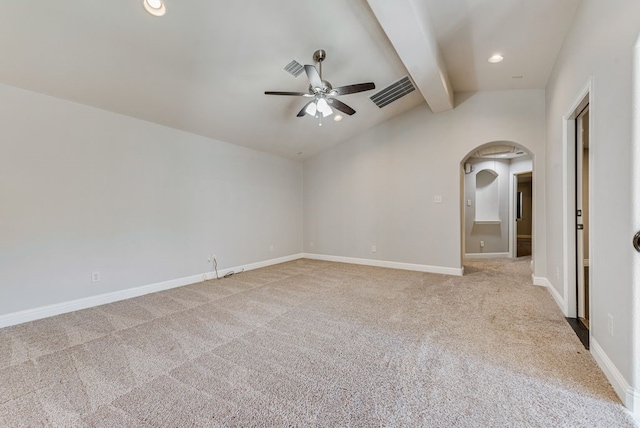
591,338 -> 640,421
204,253 -> 303,280
464,252 -> 510,259
303,253 -> 464,276
533,276 -> 568,316
0,253 -> 304,329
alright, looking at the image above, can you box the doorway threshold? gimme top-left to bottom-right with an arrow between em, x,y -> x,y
565,317 -> 589,349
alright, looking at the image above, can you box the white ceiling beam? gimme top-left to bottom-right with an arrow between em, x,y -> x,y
366,0 -> 454,113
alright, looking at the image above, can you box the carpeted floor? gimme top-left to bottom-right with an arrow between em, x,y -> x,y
0,257 -> 636,427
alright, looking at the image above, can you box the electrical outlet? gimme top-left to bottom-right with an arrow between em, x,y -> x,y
372,245 -> 377,253
269,245 -> 274,252
91,271 -> 101,283
434,195 -> 443,204
467,199 -> 472,206
207,254 -> 216,263
480,241 -> 484,248
556,267 -> 560,280
608,314 -> 614,336
310,241 -> 314,248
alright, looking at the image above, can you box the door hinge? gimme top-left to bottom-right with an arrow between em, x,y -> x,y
577,224 -> 584,230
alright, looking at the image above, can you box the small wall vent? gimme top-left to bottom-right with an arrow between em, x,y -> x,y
282,60 -> 304,78
370,76 -> 415,108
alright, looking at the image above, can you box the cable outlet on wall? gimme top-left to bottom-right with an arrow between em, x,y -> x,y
608,314 -> 614,336
372,245 -> 377,253
91,271 -> 101,283
207,254 -> 216,263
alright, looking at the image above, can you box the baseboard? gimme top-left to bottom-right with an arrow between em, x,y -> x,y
303,253 -> 463,276
591,338 -> 640,420
464,252 -> 510,259
203,253 -> 303,280
533,276 -> 568,316
0,253 -> 304,329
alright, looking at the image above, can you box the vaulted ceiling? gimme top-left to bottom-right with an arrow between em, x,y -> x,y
0,0 -> 581,159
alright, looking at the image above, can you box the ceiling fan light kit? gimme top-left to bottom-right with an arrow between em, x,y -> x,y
265,50 -> 375,126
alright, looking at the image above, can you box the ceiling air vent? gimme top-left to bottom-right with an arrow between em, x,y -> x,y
370,76 -> 415,108
282,60 -> 304,78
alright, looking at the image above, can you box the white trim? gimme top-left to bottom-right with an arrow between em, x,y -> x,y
464,252 -> 510,259
0,253 -> 304,329
473,220 -> 501,225
509,174 -> 516,258
583,258 -> 590,267
303,253 -> 464,276
205,253 -> 304,280
591,338 -> 640,420
533,276 -> 568,316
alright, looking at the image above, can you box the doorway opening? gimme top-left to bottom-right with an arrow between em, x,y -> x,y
461,142 -> 534,263
576,105 -> 590,330
562,81 -> 590,348
515,172 -> 533,257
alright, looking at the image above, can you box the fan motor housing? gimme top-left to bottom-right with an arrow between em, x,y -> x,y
310,81 -> 333,93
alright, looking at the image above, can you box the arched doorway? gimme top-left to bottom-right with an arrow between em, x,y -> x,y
460,141 -> 534,266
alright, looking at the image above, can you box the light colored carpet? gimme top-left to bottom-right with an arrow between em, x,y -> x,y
0,257 -> 636,427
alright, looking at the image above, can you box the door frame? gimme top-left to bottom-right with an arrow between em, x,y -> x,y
562,79 -> 592,319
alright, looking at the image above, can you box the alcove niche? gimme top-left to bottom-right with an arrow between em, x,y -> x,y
475,169 -> 500,224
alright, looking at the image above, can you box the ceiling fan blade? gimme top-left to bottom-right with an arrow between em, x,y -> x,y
331,82 -> 376,96
297,100 -> 315,117
304,65 -> 323,89
265,91 -> 313,97
328,98 -> 356,115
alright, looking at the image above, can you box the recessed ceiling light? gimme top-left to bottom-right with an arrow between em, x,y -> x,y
333,115 -> 343,122
488,54 -> 504,64
143,0 -> 166,16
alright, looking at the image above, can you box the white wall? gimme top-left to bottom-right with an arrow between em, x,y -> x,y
304,90 -> 546,274
0,84 -> 303,317
544,0 -> 640,409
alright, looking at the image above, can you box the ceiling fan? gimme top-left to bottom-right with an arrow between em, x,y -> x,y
265,49 -> 376,126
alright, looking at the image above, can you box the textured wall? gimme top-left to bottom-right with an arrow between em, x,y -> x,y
544,0 -> 640,397
304,90 -> 545,273
0,84 -> 303,316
